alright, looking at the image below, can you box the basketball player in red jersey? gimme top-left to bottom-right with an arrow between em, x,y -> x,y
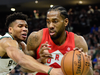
27,5 -> 93,75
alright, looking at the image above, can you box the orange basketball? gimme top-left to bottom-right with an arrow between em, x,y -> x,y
61,50 -> 90,75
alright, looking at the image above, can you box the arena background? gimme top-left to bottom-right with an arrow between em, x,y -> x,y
0,0 -> 100,75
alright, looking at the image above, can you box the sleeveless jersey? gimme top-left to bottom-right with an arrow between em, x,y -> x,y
35,28 -> 75,75
0,33 -> 17,75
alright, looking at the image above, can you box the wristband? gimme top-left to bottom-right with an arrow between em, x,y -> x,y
48,67 -> 53,75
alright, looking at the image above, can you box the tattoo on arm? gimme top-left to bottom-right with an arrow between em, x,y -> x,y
27,34 -> 39,49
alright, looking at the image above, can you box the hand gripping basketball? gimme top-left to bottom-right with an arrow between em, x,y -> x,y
61,49 -> 90,75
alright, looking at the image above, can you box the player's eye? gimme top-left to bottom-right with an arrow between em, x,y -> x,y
18,25 -> 23,28
46,21 -> 50,24
25,25 -> 28,28
53,20 -> 58,23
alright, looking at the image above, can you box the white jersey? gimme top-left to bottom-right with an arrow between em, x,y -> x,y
0,58 -> 17,75
0,33 -> 17,75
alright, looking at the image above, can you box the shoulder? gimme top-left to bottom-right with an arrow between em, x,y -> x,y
74,34 -> 85,42
0,38 -> 18,53
27,29 -> 43,50
74,34 -> 88,53
28,29 -> 43,39
0,38 -> 18,46
0,35 -> 2,38
28,28 -> 48,38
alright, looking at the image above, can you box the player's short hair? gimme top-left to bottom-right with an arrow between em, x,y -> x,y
47,5 -> 68,19
5,12 -> 28,28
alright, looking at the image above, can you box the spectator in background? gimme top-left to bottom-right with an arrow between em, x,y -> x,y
87,5 -> 94,14
88,33 -> 94,47
90,24 -> 98,34
96,26 -> 100,43
40,12 -> 46,19
88,46 -> 95,56
93,36 -> 98,47
94,6 -> 100,12
33,10 -> 39,19
94,58 -> 100,73
9,69 -> 17,75
67,8 -> 73,15
92,53 -> 100,68
86,14 -> 92,26
73,17 -> 79,25
92,43 -> 100,61
18,71 -> 25,75
93,70 -> 100,75
67,21 -> 74,32
80,16 -> 86,26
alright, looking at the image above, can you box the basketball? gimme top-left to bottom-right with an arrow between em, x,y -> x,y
61,50 -> 90,75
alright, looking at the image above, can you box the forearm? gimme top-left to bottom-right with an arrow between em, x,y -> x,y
6,46 -> 50,74
20,67 -> 35,73
19,54 -> 50,74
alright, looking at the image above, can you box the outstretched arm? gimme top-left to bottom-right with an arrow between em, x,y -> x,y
7,46 -> 64,75
2,39 -> 50,73
0,36 -> 63,75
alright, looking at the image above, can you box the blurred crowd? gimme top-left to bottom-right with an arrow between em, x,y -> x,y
0,5 -> 100,75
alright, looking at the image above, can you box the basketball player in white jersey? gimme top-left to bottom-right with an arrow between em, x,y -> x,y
0,12 -> 63,75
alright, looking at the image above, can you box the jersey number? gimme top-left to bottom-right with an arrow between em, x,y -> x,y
8,60 -> 16,67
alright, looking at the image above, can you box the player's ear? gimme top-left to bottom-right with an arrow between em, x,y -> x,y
8,27 -> 13,34
64,18 -> 69,27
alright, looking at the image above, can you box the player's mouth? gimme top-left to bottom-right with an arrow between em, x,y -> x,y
21,33 -> 27,38
49,31 -> 56,36
50,32 -> 55,36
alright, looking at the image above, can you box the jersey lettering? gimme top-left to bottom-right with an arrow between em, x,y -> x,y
47,58 -> 51,63
47,54 -> 60,64
55,54 -> 59,61
46,50 -> 64,65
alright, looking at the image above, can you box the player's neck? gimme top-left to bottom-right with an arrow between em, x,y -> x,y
9,34 -> 22,43
53,31 -> 67,46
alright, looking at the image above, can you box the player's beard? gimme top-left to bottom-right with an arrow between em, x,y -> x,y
50,29 -> 63,40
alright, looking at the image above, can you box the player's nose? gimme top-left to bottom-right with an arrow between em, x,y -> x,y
22,26 -> 28,32
49,22 -> 54,29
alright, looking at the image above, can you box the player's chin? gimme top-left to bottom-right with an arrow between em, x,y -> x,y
21,37 -> 27,41
50,35 -> 57,40
50,35 -> 55,38
50,33 -> 56,37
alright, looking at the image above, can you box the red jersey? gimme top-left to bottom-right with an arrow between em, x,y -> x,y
36,28 -> 75,75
